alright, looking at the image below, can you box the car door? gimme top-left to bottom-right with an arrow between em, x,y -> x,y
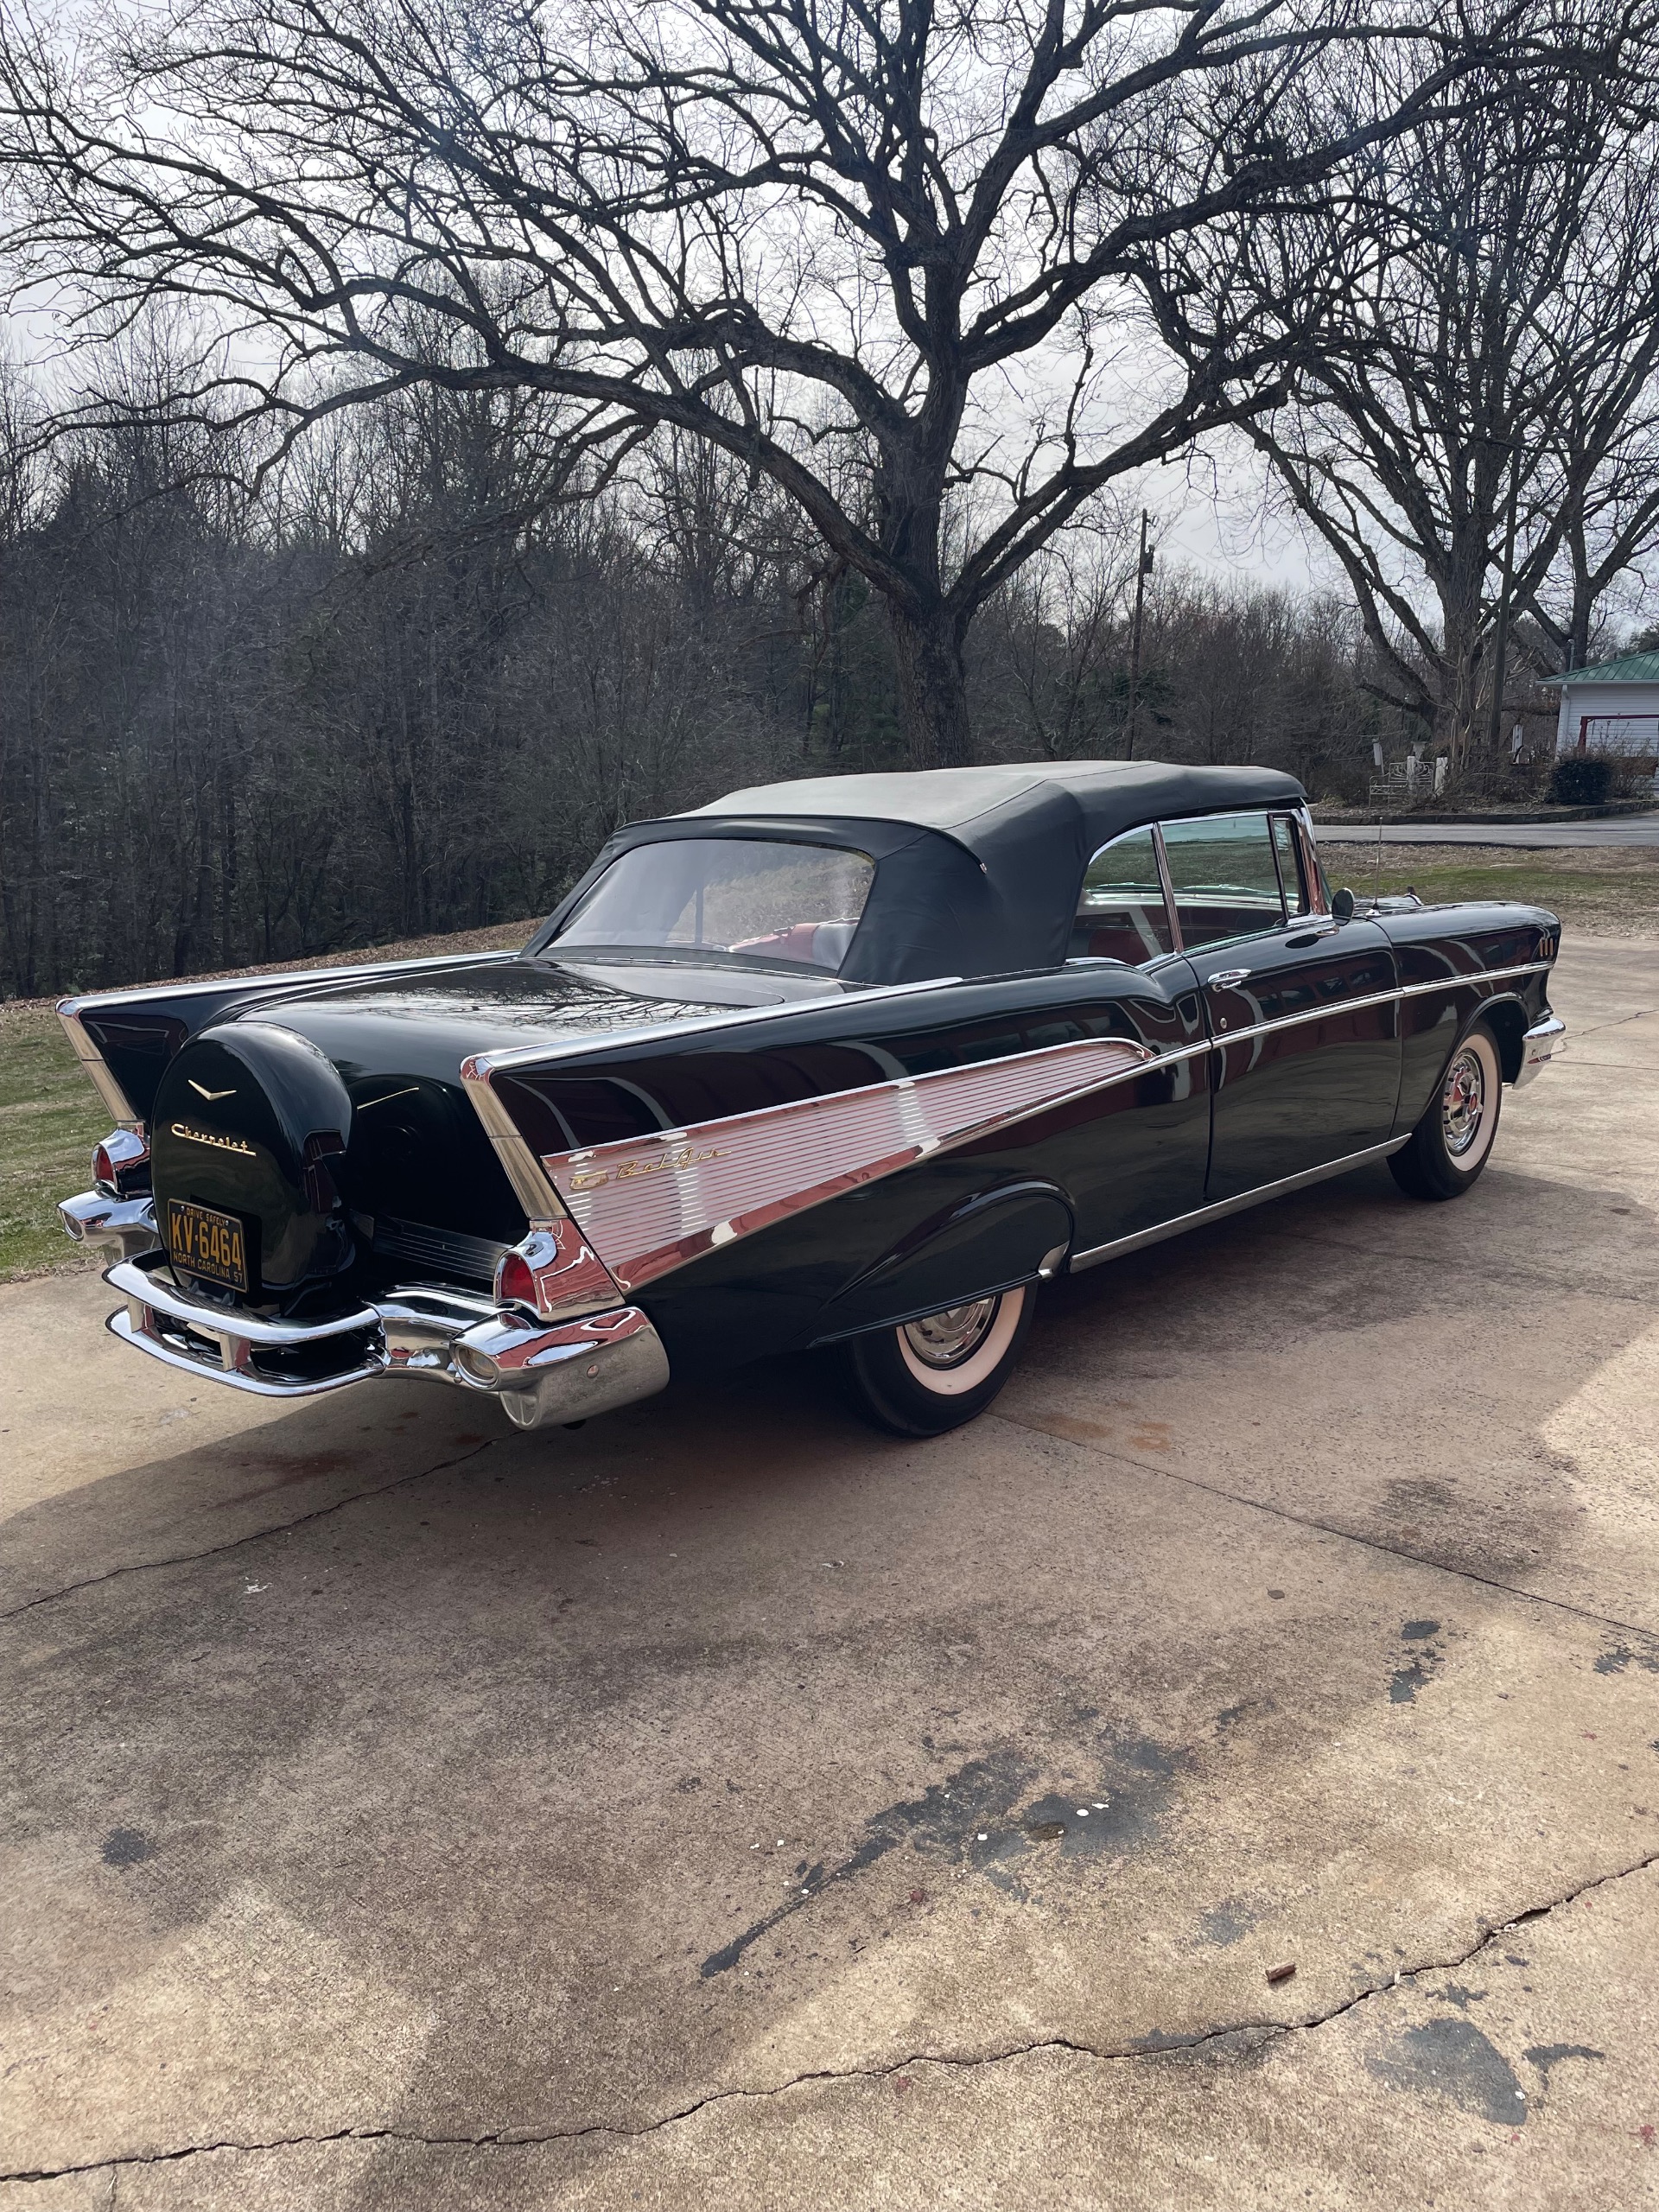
1159,810 -> 1401,1201
1060,823 -> 1211,1247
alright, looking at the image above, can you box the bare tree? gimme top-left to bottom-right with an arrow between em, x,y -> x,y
1526,391 -> 1659,671
1173,26 -> 1659,765
0,0 -> 1530,765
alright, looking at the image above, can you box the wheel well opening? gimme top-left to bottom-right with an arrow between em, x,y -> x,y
1481,1000 -> 1526,1084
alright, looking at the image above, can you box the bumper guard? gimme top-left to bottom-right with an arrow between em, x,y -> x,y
103,1253 -> 669,1428
1515,1013 -> 1566,1088
60,1188 -> 163,1262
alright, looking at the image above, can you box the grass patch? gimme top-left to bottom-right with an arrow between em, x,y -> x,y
0,1002 -> 112,1281
1318,842 -> 1659,938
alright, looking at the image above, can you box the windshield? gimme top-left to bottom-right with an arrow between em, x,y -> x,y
549,838 -> 875,973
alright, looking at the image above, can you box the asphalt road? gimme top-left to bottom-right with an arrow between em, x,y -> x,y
1318,812 -> 1659,848
3,937 -> 1656,2210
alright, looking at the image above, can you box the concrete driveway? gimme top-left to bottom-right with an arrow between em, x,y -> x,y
3,937 -> 1656,2210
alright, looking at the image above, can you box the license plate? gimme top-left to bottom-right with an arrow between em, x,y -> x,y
167,1198 -> 250,1293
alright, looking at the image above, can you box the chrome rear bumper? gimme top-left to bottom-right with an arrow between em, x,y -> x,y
1514,1013 -> 1566,1088
103,1254 -> 669,1428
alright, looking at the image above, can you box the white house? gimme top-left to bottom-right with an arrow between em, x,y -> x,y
1542,650 -> 1659,760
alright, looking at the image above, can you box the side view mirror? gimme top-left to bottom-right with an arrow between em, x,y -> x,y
1331,887 -> 1356,923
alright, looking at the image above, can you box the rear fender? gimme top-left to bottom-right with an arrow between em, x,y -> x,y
810,1179 -> 1074,1345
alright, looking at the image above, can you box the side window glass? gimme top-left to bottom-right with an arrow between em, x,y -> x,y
1160,813 -> 1287,950
1070,828 -> 1175,965
1272,815 -> 1311,917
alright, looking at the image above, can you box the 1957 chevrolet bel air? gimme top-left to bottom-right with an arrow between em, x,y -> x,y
57,763 -> 1563,1435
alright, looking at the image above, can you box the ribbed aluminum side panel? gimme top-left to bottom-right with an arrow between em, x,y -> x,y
541,1033 -> 1152,1293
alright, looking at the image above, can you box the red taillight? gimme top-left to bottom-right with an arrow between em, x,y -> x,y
300,1129 -> 346,1213
92,1128 -> 149,1196
495,1248 -> 538,1313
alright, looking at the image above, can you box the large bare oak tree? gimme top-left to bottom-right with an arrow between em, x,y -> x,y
0,0 -> 1531,764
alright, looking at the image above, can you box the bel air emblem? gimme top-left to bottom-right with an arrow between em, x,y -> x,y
565,1144 -> 725,1194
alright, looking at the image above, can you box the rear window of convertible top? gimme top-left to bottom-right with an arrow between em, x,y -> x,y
550,838 -> 876,973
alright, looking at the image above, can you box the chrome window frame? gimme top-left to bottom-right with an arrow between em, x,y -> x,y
1149,809 -> 1294,956
1268,810 -> 1313,919
1068,824 -> 1180,969
1294,806 -> 1332,915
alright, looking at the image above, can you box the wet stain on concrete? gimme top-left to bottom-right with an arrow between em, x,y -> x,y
699,1750 -> 1033,1977
1522,2042 -> 1605,2088
1593,1643 -> 1659,1675
1383,1478 -> 1457,1519
100,1827 -> 155,1868
965,1736 -> 1184,1882
1198,1897 -> 1258,1947
1390,1618 -> 1446,1703
1368,2017 -> 1529,2125
699,1734 -> 1186,1977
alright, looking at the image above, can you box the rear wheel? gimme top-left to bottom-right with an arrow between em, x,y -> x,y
840,1284 -> 1034,1437
1389,1021 -> 1503,1202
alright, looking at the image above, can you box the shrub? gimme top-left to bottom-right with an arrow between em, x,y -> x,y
1550,755 -> 1614,806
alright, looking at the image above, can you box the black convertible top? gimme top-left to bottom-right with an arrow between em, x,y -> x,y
535,760 -> 1306,986
694,761 -> 1301,848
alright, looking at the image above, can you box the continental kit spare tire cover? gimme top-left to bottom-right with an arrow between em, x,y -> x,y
150,1021 -> 355,1301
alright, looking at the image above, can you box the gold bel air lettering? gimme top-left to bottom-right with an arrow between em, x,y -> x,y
567,1145 -> 724,1193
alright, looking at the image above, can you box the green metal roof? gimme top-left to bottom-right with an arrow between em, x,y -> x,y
1542,650 -> 1659,685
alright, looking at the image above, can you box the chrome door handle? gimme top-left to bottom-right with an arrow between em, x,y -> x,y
1207,968 -> 1252,988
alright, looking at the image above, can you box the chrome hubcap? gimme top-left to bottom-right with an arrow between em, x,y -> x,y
1441,1046 -> 1486,1157
902,1297 -> 999,1368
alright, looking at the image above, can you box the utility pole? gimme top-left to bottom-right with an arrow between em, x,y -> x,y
1126,510 -> 1154,760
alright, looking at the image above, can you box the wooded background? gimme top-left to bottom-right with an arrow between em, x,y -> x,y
3,0 -> 1657,996
0,365 -> 1400,997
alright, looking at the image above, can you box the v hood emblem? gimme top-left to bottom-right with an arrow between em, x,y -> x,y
188,1079 -> 238,1101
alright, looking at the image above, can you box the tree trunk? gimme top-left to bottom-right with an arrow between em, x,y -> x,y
887,602 -> 972,768
1435,579 -> 1487,772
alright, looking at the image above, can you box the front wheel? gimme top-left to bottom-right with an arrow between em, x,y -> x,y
840,1284 -> 1034,1437
1389,1020 -> 1503,1202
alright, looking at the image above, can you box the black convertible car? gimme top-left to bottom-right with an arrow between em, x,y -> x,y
59,763 -> 1562,1435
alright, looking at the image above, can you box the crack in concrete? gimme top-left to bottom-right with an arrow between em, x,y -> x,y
993,1407 -> 1659,1644
1564,1004 -> 1658,1039
0,1438 -> 500,1624
5,1848 -> 1655,2185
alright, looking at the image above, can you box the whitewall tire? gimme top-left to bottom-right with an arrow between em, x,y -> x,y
842,1284 -> 1034,1436
1389,1020 -> 1503,1201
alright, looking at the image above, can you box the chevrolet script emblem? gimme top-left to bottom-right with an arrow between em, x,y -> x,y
188,1079 -> 237,1101
170,1123 -> 257,1155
